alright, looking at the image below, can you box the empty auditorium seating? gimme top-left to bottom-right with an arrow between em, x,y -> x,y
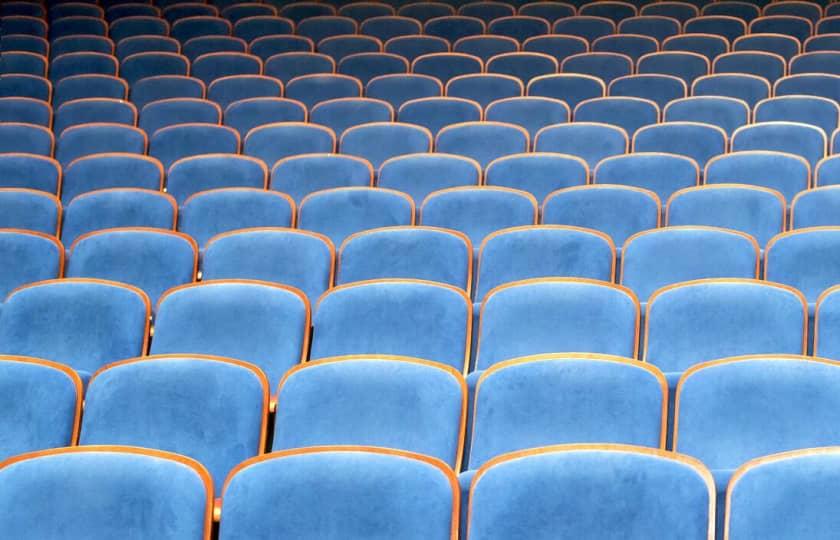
61,153 -> 163,204
766,228 -> 840,313
0,189 -> 59,236
484,152 -> 587,203
706,150 -> 811,204
166,154 -> 267,205
594,152 -> 699,205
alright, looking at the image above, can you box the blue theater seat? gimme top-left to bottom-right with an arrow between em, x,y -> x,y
522,35 -> 588,66
575,97 -> 659,137
664,96 -> 750,136
0,230 -> 62,299
641,1 -> 699,23
562,52 -> 634,85
340,122 -> 431,169
117,36 -> 180,62
183,36 -> 249,63
436,121 -> 529,168
61,153 -> 163,205
733,33 -> 800,61
732,122 -> 826,169
633,122 -> 727,171
766,228 -> 840,312
129,75 -> 205,110
191,52 -> 262,86
446,74 -> 523,108
378,153 -> 480,206
400,2 -> 455,23
609,74 -> 687,109
398,97 -> 482,136
594,34 -> 658,62
535,122 -> 628,169
454,35 -> 518,63
244,122 -> 336,168
232,15 -> 294,43
385,35 -> 449,63
424,15 -> 486,43
714,51 -> 786,84
55,123 -> 146,168
520,1 -> 576,23
223,97 -> 305,138
685,14 -> 746,42
319,35 -> 383,64
706,151 -> 810,205
271,153 -> 372,203
360,15 -> 422,42
594,152 -> 699,205
110,16 -> 169,43
412,52 -> 483,86
460,1 -> 515,24
775,73 -> 840,102
120,51 -> 189,85
0,189 -> 59,236
0,154 -> 60,195
485,152 -> 588,203
139,98 -> 221,137
53,98 -> 137,136
150,123 -> 239,170
553,15 -> 616,42
250,35 -> 314,61
50,36 -> 114,59
340,3 -> 395,23
619,15 -> 682,42
662,34 -> 729,63
485,96 -> 569,142
167,154 -> 267,205
0,97 -> 50,127
311,98 -> 393,137
286,74 -> 364,109
527,73 -> 605,110
50,52 -> 118,83
0,123 -> 53,157
754,95 -> 840,138
54,74 -> 128,107
297,15 -> 357,44
171,16 -> 232,44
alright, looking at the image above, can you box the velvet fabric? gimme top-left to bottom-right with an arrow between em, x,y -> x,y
476,279 -> 639,369
446,74 -> 523,109
637,51 -> 709,85
534,122 -> 629,170
398,97 -> 482,137
81,356 -> 266,495
0,35 -> 48,56
693,73 -> 770,108
0,189 -> 59,235
766,228 -> 840,305
263,53 -> 335,85
339,53 -> 409,86
139,98 -> 221,137
0,230 -> 61,299
121,52 -> 189,85
800,36 -> 840,54
475,226 -> 614,301
620,16 -> 681,42
793,186 -> 840,227
0,97 -> 50,126
62,154 -> 163,204
170,16 -> 232,44
454,36 -> 518,63
107,4 -> 160,20
340,123 -> 431,169
219,448 -> 455,540
622,227 -> 759,304
201,228 -> 333,305
754,96 -> 839,140
2,52 -> 47,77
664,96 -> 749,136
0,154 -> 60,194
366,74 -> 443,110
67,229 -> 196,305
816,287 -> 840,358
668,186 -> 785,246
179,189 -> 293,247
776,74 -> 840,102
580,2 -> 636,22
167,154 -> 267,205
0,123 -> 52,157
223,97 -> 306,138
528,74 -> 603,113
468,447 -> 713,540
562,52 -> 633,85
274,358 -> 463,466
436,122 -> 529,168
609,74 -> 686,108
0,15 -> 48,37
642,3 -> 698,23
340,3 -> 393,23
50,16 -> 108,39
232,16 -> 295,43
296,16 -> 357,44
553,16 -> 616,42
634,122 -> 727,170
399,3 -> 454,23
715,52 -> 786,84
311,98 -> 393,138
485,97 -> 569,140
271,154 -> 372,204
424,16 -> 485,43
318,35 -> 381,63
110,16 -> 170,44
311,280 -> 470,372
520,3 -> 576,23
412,53 -> 483,86
286,73 -> 365,110
54,98 -> 137,136
50,36 -> 114,60
249,36 -> 314,61
150,124 -> 239,171
0,449 -> 210,539
523,37 -> 588,68
594,35 -> 658,63
337,226 -> 471,290
0,279 -> 149,378
485,153 -> 586,203
595,153 -> 699,204
664,35 -> 730,63
489,16 -> 551,42
56,124 -> 146,169
191,52 -> 262,86
575,97 -> 658,138
751,15 -> 812,43
62,189 -> 175,247
378,153 -> 477,206
486,53 -> 557,86
359,16 -> 422,42
54,74 -> 128,107
703,2 -> 759,21
706,150 -> 811,204
152,281 -> 308,385
207,75 -> 282,110
734,34 -> 800,61
163,3 -> 217,23
685,15 -> 746,43
129,75 -> 205,110
461,3 -> 514,24
223,3 -> 276,23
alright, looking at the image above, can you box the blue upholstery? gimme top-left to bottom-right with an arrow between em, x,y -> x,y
534,122 -> 628,169
633,122 -> 727,170
580,1 -> 638,22
728,128 -> 812,183
232,16 -> 295,43
664,96 -> 750,136
575,97 -> 659,138
169,154 -> 265,205
693,74 -> 771,108
207,75 -> 281,109
110,16 -> 169,43
223,97 -> 306,138
469,355 -> 667,470
0,230 -> 62,299
0,189 -> 59,235
818,155 -> 840,186
62,189 -> 175,247
0,97 -> 49,126
619,15 -> 682,41
412,52 -> 483,85
460,2 -> 515,24
337,226 -> 471,289
543,186 -> 660,250
436,122 -> 529,168
56,124 -> 146,168
804,35 -> 840,52
0,154 -> 60,194
164,3 -> 218,22
184,37 -> 248,64
0,447 -> 211,540
522,35 -> 588,66
637,51 -> 710,86
486,52 -> 558,85
520,2 -> 576,22
706,151 -> 810,205
454,36 -> 518,63
468,446 -> 713,540
297,15 -> 357,44
0,4 -> 46,18
366,73 -> 443,110
385,36 -> 449,63
274,357 -> 465,468
379,153 -> 480,206
485,152 -> 587,203
734,33 -> 800,60
562,52 -> 634,85
0,52 -> 47,77
338,52 -> 409,86
171,16 -> 232,44
609,74 -> 686,108
150,124 -> 239,170
641,2 -> 699,23
400,3 -> 455,22
476,279 -> 639,370
421,187 -> 537,254
0,279 -> 150,378
0,16 -> 47,38
250,35 -> 314,60
646,280 -> 806,378
702,1 -> 759,21
360,15 -> 422,42
129,75 -> 205,110
527,73 -> 605,110
668,186 -> 785,246
311,97 -> 393,137
424,16 -> 486,43
0,35 -> 48,56
685,14 -> 747,42
622,227 -> 760,304
340,122 -> 432,169
54,74 -> 128,107
485,96 -> 569,140
191,52 -> 262,86
286,74 -> 363,110
398,97 -> 482,137
766,228 -> 840,307
793,186 -> 840,228
120,52 -> 189,85
50,16 -> 107,40
319,35 -> 383,63
61,154 -> 163,204
663,34 -> 730,63
245,122 -> 336,168
299,187 -> 414,247
311,279 -> 470,372
446,74 -> 523,108
219,447 -> 457,540
755,96 -> 840,139
791,52 -> 840,76
140,98 -> 220,138
476,226 -> 615,301
50,36 -> 114,59
595,153 -> 699,204
751,15 -> 813,42
815,284 -> 840,358
202,228 -> 334,305
714,51 -> 786,84
0,357 -> 80,462
553,16 -> 617,42
180,188 -> 294,247
593,34 -> 659,62
263,52 -> 335,85
340,3 -> 395,23
775,74 -> 840,102
67,229 -> 197,305
0,123 -> 53,157
271,153 -> 372,203
222,3 -> 277,23
53,98 -> 137,136
81,355 -> 268,496
107,4 -> 161,20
